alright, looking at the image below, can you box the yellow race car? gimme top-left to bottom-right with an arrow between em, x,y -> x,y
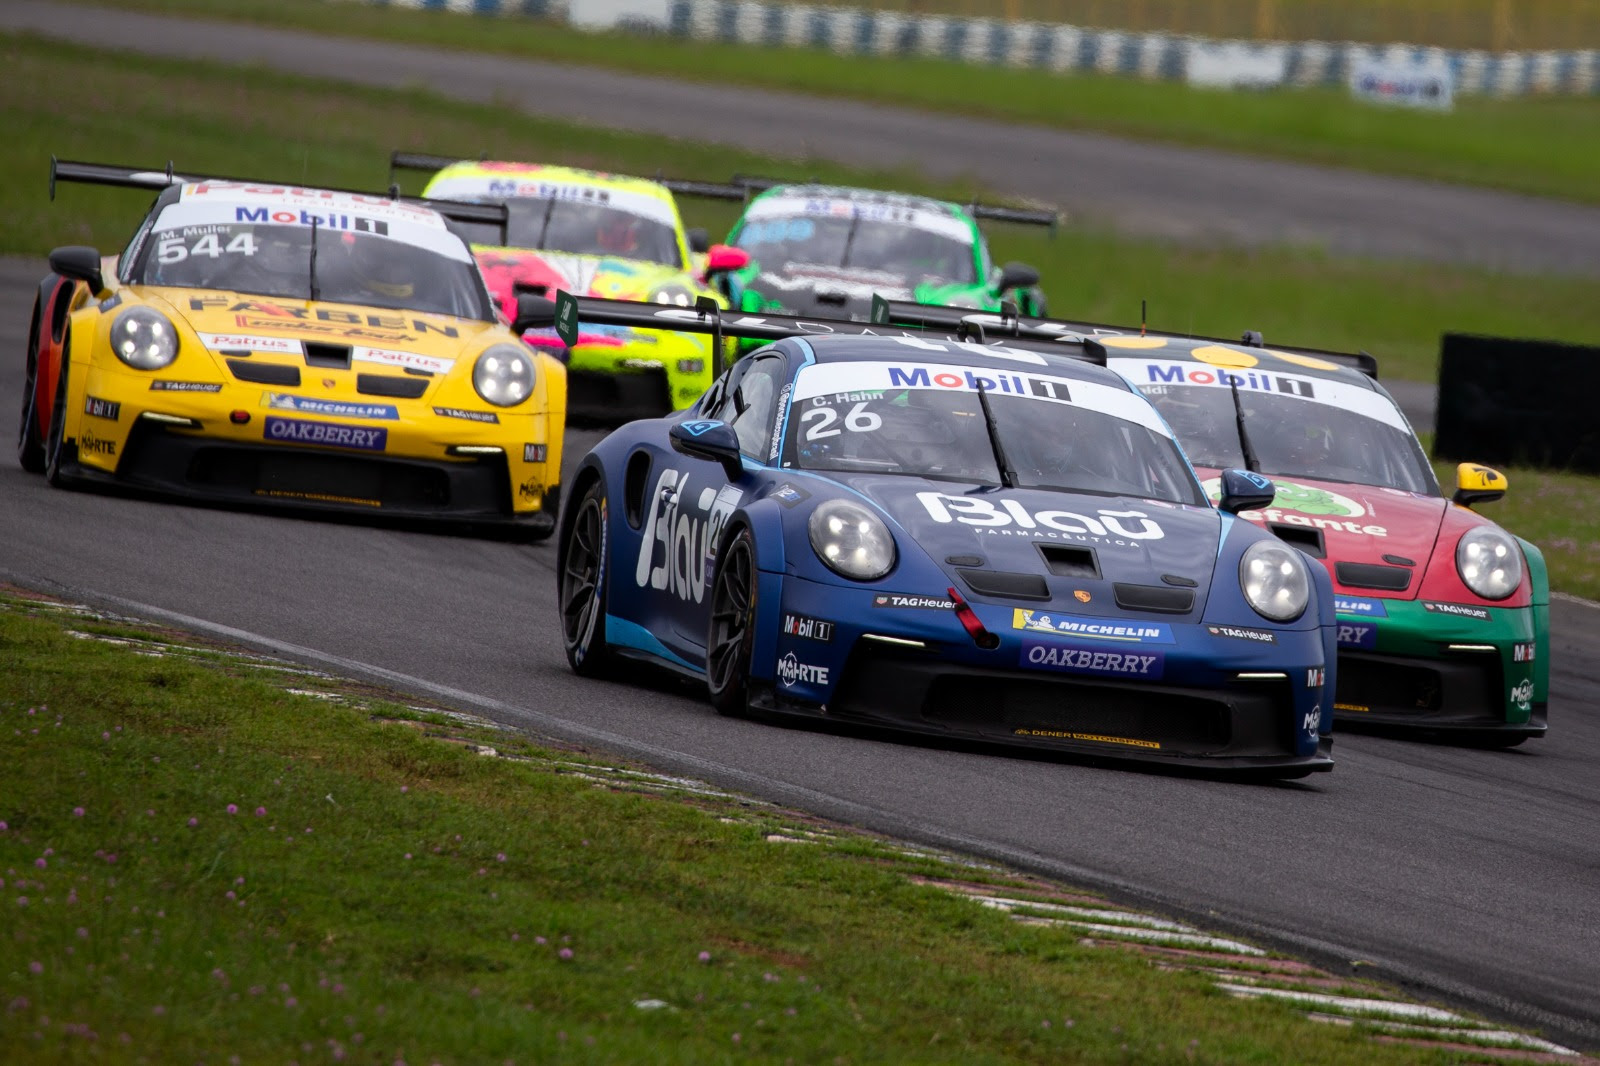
22,159 -> 566,538
391,152 -> 750,422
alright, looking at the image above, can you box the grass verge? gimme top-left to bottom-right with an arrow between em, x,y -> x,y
5,33 -> 1600,387
71,0 -> 1600,205
0,589 -> 1522,1063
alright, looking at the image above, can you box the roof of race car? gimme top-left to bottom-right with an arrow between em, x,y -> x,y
422,161 -> 674,201
751,183 -> 966,218
1096,333 -> 1381,390
774,333 -> 1135,389
175,181 -> 449,226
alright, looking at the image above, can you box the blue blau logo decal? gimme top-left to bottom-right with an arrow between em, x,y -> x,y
1335,597 -> 1387,618
681,420 -> 722,437
1242,471 -> 1273,491
1336,622 -> 1378,649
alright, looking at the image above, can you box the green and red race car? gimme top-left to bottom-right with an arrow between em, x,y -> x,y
872,298 -> 1550,745
717,181 -> 1054,324
392,153 -> 751,422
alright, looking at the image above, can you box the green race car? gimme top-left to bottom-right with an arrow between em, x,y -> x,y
717,182 -> 1054,324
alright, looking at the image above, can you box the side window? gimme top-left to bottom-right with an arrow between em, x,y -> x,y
728,356 -> 787,460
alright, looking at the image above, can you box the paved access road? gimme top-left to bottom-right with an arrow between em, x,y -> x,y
1,259 -> 1596,1050
5,0 -> 1600,278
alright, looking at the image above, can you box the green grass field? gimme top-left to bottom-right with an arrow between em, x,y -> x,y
75,0 -> 1600,204
0,591 -> 1539,1063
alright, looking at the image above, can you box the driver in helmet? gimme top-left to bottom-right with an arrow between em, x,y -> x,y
346,235 -> 415,304
595,214 -> 642,257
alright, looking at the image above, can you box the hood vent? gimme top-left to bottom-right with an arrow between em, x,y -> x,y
1336,561 -> 1412,591
1268,523 -> 1325,559
1036,544 -> 1099,579
957,569 -> 1050,601
227,359 -> 300,386
303,342 -> 351,369
1113,583 -> 1194,614
357,374 -> 428,399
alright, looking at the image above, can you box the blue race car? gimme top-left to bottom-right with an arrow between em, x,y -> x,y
543,293 -> 1336,776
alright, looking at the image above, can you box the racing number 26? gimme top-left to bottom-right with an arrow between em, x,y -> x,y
801,402 -> 882,441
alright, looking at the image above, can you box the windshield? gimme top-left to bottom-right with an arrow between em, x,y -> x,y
1134,377 -> 1436,494
735,213 -> 976,284
132,221 -> 494,320
783,362 -> 1205,505
449,199 -> 683,268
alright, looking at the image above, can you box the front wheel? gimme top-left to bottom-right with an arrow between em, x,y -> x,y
558,480 -> 617,678
18,300 -> 47,473
707,528 -> 757,717
43,337 -> 74,488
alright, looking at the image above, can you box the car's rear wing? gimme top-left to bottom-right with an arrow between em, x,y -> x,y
729,174 -> 1059,233
526,291 -> 1100,377
52,157 -> 510,243
388,149 -> 753,202
870,296 -> 1379,378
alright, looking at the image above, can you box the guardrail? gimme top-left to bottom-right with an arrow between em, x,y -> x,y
348,0 -> 1600,95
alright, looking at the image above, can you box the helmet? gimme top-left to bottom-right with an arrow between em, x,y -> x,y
595,214 -> 641,256
349,236 -> 415,301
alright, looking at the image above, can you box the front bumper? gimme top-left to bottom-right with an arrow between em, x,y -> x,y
532,328 -> 714,423
750,576 -> 1334,776
1331,598 -> 1543,737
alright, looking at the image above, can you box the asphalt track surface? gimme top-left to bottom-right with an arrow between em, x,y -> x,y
7,0 -> 1600,280
1,258 -> 1598,1050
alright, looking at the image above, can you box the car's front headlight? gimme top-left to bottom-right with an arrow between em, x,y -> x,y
472,344 -> 535,407
110,307 -> 179,370
652,284 -> 694,307
1239,539 -> 1310,622
809,499 -> 895,581
1456,526 -> 1523,600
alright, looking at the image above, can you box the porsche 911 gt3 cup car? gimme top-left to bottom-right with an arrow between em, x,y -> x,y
392,152 -> 751,422
540,292 -> 1337,776
872,299 -> 1550,744
20,159 -> 566,537
718,181 -> 1053,325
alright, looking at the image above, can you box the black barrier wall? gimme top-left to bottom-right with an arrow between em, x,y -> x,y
1434,333 -> 1600,475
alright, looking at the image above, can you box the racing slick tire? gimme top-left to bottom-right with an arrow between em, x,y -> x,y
559,480 -> 619,679
43,336 -> 76,489
707,527 -> 758,718
17,299 -> 46,474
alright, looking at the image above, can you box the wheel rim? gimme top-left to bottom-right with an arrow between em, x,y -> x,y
560,495 -> 604,654
707,538 -> 753,695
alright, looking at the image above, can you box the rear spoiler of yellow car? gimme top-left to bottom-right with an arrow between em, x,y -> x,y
520,291 -> 1103,378
729,175 -> 1060,234
387,149 -> 753,203
51,156 -> 511,244
870,296 -> 1380,379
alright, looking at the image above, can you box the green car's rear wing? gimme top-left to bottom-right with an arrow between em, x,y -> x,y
870,296 -> 1379,379
729,175 -> 1059,234
53,156 -> 510,243
525,291 -> 1102,377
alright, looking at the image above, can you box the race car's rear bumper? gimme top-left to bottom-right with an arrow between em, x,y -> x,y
755,638 -> 1333,777
56,423 -> 556,535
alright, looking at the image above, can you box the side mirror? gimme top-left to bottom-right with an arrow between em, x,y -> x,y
49,246 -> 104,295
511,293 -> 559,335
996,260 -> 1040,293
669,418 -> 744,482
1452,462 -> 1507,508
1218,467 -> 1276,515
687,227 -> 710,254
703,244 -> 750,278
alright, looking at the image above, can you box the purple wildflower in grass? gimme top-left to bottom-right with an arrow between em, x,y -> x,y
34,858 -> 45,869
145,809 -> 154,817
732,1034 -> 741,1044
698,951 -> 711,963
187,818 -> 197,828
17,897 -> 27,906
1042,1020 -> 1051,1028
785,1008 -> 796,1017
285,997 -> 297,1008
73,807 -> 84,818
77,928 -> 87,939
226,891 -> 236,901
152,1006 -> 164,1016
213,969 -> 226,981
470,988 -> 481,998
28,962 -> 42,974
104,854 -> 116,864
477,868 -> 487,876
400,786 -> 408,793
763,972 -> 778,982
0,822 -> 6,831
496,853 -> 507,863
558,948 -> 573,961
226,804 -> 238,815
404,854 -> 411,860
305,827 -> 312,834
333,984 -> 344,995
535,936 -> 546,945
511,933 -> 519,941
255,808 -> 266,817
249,986 -> 264,997
102,732 -> 109,740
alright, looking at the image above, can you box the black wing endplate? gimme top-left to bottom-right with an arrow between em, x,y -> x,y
870,295 -> 1379,379
51,156 -> 510,243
